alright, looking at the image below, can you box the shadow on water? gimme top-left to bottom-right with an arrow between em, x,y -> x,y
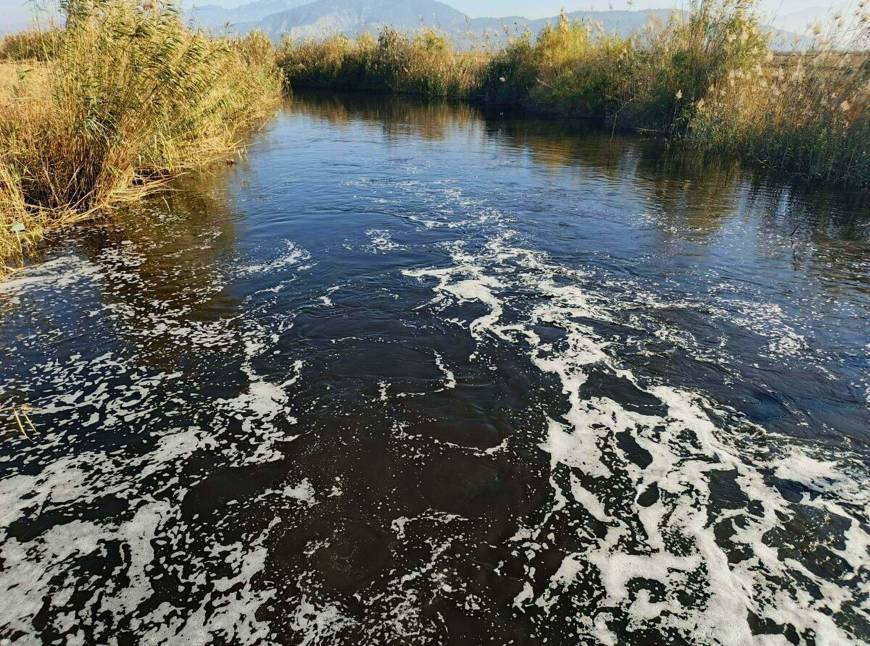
290,89 -> 869,247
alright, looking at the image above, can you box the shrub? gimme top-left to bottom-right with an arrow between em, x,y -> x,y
278,28 -> 483,98
622,0 -> 768,131
478,2 -> 767,128
480,35 -> 538,104
279,35 -> 370,90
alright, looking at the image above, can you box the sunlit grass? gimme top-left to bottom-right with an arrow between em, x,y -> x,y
0,1 -> 282,277
691,19 -> 869,186
0,28 -> 60,62
279,28 -> 487,98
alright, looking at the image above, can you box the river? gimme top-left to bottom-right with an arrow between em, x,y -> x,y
1,92 -> 868,644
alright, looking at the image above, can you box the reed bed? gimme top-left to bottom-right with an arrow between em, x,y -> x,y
0,28 -> 61,62
0,1 -> 282,277
278,0 -> 869,188
690,14 -> 869,186
279,28 -> 486,98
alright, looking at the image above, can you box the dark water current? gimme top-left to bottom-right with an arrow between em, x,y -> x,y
1,92 -> 868,645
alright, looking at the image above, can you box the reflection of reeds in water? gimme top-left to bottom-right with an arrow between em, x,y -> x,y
290,89 -> 869,250
288,91 -> 484,142
72,169 -> 244,371
89,170 -> 240,300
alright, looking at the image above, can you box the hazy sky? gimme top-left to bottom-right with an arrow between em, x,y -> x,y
446,1 -> 837,20
0,0 -> 845,30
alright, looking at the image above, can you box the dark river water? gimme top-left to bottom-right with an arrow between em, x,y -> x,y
1,93 -> 868,645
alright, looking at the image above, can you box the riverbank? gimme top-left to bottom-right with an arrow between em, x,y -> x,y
0,1 -> 282,277
279,6 -> 869,190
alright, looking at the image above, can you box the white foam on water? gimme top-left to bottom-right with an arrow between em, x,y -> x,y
284,478 -> 317,505
291,595 -> 357,646
0,232 -> 322,643
404,243 -> 507,345
568,474 -> 611,523
0,424 -> 284,642
0,256 -> 102,294
433,351 -> 457,390
2,173 -> 867,645
366,229 -> 402,253
238,240 -> 312,276
406,229 -> 870,643
217,323 -> 303,465
318,285 -> 341,307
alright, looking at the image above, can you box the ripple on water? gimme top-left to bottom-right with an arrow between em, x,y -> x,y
0,96 -> 868,645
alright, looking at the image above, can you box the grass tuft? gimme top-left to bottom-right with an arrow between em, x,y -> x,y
0,29 -> 61,62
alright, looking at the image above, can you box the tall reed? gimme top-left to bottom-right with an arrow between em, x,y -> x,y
690,5 -> 870,186
481,1 -> 767,131
279,28 -> 485,98
0,29 -> 61,61
0,0 -> 282,275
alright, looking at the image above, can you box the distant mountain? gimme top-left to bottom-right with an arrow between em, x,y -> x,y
187,0 -> 805,50
238,0 -> 469,41
232,0 -> 678,44
189,0 -> 312,29
770,3 -> 863,48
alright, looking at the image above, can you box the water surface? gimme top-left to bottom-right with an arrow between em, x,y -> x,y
1,92 -> 868,644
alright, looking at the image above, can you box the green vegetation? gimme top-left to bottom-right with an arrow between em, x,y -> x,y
0,1 -> 281,276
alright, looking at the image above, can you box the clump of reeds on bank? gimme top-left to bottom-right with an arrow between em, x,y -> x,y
0,0 -> 282,276
691,7 -> 870,187
481,0 -> 869,185
278,28 -> 486,98
279,0 -> 768,132
0,28 -> 61,61
480,0 -> 769,133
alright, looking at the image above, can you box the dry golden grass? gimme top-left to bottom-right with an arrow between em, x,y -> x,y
691,17 -> 869,187
0,3 -> 282,278
0,62 -> 17,98
0,28 -> 59,62
0,61 -> 49,101
0,62 -> 53,276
